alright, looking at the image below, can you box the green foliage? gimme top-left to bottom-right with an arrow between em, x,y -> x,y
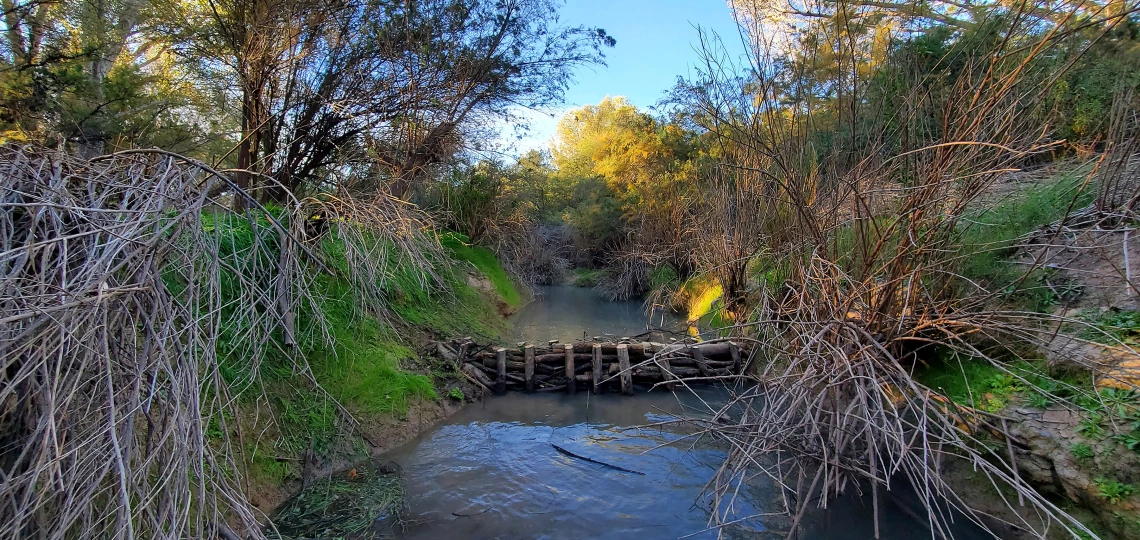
1078,414 -> 1107,439
957,170 -> 1093,310
916,354 -> 1097,416
649,264 -> 679,291
190,208 -> 510,462
918,356 -> 1023,412
447,387 -> 465,401
439,232 -> 521,308
1079,309 -> 1140,347
1027,391 -> 1051,409
1071,442 -> 1096,461
1113,431 -> 1140,452
570,267 -> 605,288
565,177 -> 624,260
1096,478 -> 1136,505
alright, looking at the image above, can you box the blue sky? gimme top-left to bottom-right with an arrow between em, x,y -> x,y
501,0 -> 748,155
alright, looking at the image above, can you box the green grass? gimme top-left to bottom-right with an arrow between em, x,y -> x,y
570,267 -> 605,287
183,211 -> 513,465
957,169 -> 1093,310
309,280 -> 437,416
439,232 -> 521,308
1078,309 -> 1140,346
917,354 -> 1024,412
915,353 -> 1094,413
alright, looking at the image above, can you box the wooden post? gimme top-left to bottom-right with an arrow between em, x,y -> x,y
591,343 -> 603,394
729,342 -> 741,374
564,344 -> 576,394
692,345 -> 710,377
495,348 -> 507,395
617,344 -> 633,395
659,356 -> 675,390
524,345 -> 536,393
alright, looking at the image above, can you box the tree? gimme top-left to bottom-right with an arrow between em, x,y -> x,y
190,0 -> 613,205
551,97 -> 702,273
0,0 -> 223,152
369,0 -> 615,199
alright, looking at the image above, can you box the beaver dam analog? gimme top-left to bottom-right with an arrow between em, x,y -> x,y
449,338 -> 747,395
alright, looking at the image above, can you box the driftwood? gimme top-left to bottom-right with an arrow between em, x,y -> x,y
550,443 -> 645,475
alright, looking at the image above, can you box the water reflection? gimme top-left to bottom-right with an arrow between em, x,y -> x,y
507,285 -> 683,343
384,390 -> 769,540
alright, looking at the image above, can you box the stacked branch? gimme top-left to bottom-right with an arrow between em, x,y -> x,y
448,339 -> 747,393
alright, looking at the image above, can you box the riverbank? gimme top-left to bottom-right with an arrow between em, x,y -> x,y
242,233 -> 525,516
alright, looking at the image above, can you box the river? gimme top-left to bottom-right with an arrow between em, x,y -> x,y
506,285 -> 685,343
283,286 -> 988,539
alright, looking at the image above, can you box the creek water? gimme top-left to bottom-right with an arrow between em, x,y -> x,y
361,286 -> 988,539
506,285 -> 685,343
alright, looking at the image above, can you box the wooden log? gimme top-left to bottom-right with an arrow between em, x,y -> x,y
485,357 -> 528,371
495,348 -> 507,395
564,344 -> 575,394
617,344 -> 633,395
729,342 -> 740,374
436,342 -> 458,362
462,362 -> 494,390
591,344 -> 603,394
531,353 -> 609,364
572,343 -> 653,355
524,345 -> 535,393
467,361 -> 495,376
693,342 -> 735,357
692,345 -> 710,377
659,356 -> 675,390
457,342 -> 470,364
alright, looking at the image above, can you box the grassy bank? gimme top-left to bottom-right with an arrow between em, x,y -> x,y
205,214 -> 520,509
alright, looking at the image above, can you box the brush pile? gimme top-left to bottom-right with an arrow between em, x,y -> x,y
660,2 -> 1140,538
0,146 -> 443,539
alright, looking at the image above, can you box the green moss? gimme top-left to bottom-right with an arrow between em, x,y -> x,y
439,232 -> 521,308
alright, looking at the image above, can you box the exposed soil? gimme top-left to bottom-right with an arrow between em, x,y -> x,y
246,395 -> 470,516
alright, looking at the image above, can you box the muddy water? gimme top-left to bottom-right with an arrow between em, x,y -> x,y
371,286 -> 986,539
